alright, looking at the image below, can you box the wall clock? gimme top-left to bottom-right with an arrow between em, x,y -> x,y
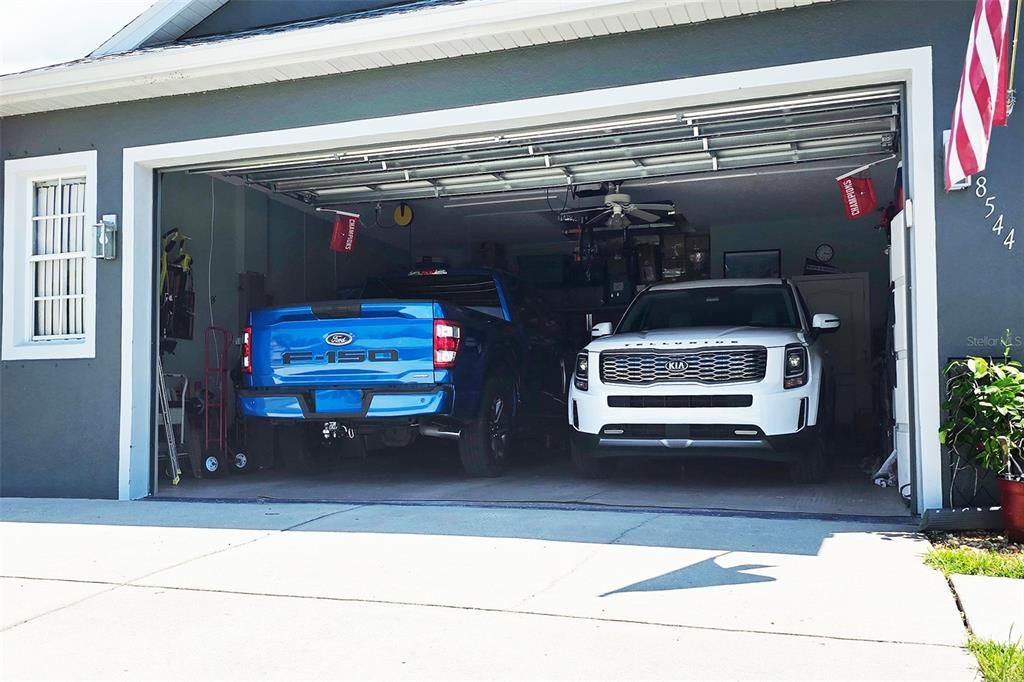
815,243 -> 835,263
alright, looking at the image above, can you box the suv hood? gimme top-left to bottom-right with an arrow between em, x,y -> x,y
586,326 -> 806,351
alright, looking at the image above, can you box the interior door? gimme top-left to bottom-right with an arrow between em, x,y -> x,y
791,273 -> 872,428
889,208 -> 912,497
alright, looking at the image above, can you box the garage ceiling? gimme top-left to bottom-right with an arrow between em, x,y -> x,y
195,85 -> 900,208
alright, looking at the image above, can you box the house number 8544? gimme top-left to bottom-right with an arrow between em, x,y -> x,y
974,176 -> 1015,251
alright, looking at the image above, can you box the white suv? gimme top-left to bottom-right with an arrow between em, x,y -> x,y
568,278 -> 840,482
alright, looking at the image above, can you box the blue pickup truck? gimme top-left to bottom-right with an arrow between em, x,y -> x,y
238,268 -> 571,476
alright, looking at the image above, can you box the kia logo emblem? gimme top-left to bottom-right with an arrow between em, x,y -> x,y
325,332 -> 354,346
665,360 -> 688,372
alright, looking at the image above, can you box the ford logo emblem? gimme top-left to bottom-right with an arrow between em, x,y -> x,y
325,332 -> 354,346
665,360 -> 688,372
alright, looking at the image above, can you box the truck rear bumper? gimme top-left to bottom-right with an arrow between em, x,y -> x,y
238,385 -> 453,420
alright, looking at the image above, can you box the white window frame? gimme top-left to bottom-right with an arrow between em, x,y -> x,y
3,150 -> 97,360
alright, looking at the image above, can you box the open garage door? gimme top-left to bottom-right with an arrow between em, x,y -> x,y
196,86 -> 900,206
152,85 -> 911,518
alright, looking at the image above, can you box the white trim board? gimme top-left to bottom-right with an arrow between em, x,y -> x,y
120,47 -> 942,514
2,0 -> 829,117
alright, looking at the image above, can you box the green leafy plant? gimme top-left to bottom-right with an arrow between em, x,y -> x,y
939,333 -> 1024,481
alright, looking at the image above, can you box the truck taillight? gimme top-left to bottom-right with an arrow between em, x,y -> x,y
433,319 -> 461,369
242,326 -> 253,374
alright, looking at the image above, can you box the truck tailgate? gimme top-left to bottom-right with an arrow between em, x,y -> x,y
249,300 -> 438,387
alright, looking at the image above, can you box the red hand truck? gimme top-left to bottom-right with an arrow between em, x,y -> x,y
200,326 -> 233,477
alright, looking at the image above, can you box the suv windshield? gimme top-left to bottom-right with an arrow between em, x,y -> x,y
362,274 -> 505,319
618,284 -> 800,332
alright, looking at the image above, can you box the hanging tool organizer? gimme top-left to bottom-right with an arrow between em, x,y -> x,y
159,228 -> 196,352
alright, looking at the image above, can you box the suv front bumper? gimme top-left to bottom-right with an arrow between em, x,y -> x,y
568,376 -> 818,458
569,425 -> 813,460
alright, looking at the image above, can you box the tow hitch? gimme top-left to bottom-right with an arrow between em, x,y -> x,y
321,420 -> 355,441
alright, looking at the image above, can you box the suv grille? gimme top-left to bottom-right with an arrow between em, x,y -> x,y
607,395 -> 753,408
599,348 -> 767,385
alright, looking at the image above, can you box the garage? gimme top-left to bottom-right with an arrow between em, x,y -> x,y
147,83 -> 913,517
18,0 -> 1018,513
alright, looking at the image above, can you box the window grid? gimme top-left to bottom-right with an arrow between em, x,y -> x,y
31,176 -> 87,340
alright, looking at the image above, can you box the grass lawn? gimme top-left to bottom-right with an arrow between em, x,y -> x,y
968,637 -> 1024,682
925,531 -> 1023,579
925,546 -> 1024,579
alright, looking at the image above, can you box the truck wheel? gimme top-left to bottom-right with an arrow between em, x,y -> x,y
459,379 -> 512,477
790,429 -> 827,484
570,438 -> 616,478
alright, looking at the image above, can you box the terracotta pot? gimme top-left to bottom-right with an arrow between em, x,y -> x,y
997,478 -> 1024,542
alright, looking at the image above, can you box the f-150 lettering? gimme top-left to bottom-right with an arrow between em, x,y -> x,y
282,349 -> 399,364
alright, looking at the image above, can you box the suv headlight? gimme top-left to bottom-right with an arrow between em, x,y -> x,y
574,352 -> 589,391
784,344 -> 808,389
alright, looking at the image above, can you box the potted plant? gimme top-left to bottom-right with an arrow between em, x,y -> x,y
940,336 -> 1024,541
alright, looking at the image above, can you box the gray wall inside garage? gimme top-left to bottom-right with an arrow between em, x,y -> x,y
2,0 -> 1021,499
157,173 -> 339,385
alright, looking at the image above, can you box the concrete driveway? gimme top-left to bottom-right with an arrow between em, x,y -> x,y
0,499 -> 976,681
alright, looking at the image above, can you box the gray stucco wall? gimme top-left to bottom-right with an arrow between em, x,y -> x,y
1,0 -> 1021,498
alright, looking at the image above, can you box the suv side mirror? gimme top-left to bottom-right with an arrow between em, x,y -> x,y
591,322 -> 614,338
812,313 -> 841,332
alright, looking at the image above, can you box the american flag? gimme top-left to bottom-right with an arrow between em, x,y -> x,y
945,0 -> 1013,191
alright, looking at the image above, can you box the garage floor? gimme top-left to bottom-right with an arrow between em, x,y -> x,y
156,443 -> 910,518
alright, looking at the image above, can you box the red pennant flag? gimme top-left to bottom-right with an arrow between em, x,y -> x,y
330,215 -> 359,253
837,175 -> 877,220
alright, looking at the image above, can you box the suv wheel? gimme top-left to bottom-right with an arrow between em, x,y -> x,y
459,378 -> 511,477
569,438 -> 616,479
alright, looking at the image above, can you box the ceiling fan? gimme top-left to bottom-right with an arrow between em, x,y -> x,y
559,182 -> 675,230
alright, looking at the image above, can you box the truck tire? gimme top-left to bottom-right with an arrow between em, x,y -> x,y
569,438 -> 616,478
789,428 -> 826,484
458,378 -> 512,477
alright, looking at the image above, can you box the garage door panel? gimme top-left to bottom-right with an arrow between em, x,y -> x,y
190,87 -> 901,208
